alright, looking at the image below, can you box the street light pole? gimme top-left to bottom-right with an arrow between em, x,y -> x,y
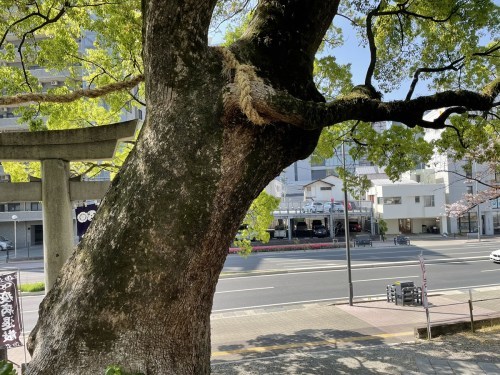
342,142 -> 353,306
11,214 -> 18,259
474,162 -> 481,242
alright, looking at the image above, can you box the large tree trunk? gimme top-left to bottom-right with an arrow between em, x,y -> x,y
22,0 -> 499,373
26,1 -> 340,373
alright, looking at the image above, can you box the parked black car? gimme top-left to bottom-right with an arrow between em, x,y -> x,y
313,225 -> 329,238
294,221 -> 311,237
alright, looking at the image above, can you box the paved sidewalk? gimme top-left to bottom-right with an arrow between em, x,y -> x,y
211,287 -> 500,374
4,240 -> 500,373
6,288 -> 500,373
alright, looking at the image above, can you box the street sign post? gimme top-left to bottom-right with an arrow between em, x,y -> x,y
418,252 -> 431,339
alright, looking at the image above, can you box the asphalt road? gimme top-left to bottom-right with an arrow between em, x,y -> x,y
214,258 -> 500,312
11,238 -> 500,337
222,240 -> 497,273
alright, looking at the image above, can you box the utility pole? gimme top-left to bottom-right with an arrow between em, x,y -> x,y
342,142 -> 353,306
475,162 -> 481,242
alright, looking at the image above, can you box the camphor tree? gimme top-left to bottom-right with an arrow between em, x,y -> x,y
0,0 -> 498,373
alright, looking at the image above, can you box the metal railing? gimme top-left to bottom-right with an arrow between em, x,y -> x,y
423,290 -> 500,339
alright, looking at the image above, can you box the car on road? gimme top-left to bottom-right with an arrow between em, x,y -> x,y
303,202 -> 324,213
0,236 -> 14,251
490,249 -> 500,263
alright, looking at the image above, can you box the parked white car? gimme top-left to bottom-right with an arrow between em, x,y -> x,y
490,249 -> 500,263
303,202 -> 324,213
0,236 -> 14,251
324,202 -> 344,212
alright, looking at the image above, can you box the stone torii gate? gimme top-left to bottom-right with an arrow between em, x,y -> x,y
0,120 -> 137,290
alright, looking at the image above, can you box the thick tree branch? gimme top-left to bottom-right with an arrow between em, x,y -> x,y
143,0 -> 219,84
233,0 -> 340,100
224,76 -> 500,130
364,1 -> 465,89
364,2 -> 382,87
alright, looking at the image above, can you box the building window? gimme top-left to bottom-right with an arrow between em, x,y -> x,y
311,170 -> 326,180
7,203 -> 21,211
424,195 -> 435,207
320,187 -> 332,191
415,196 -> 420,203
466,186 -> 473,195
0,204 -> 5,212
306,187 -> 311,192
378,197 -> 401,205
30,202 -> 42,211
416,175 -> 421,183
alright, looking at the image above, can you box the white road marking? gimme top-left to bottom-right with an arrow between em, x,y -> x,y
216,287 -> 274,294
353,276 -> 418,283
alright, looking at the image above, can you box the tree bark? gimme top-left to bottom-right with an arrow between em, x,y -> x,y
26,1 -> 341,374
24,0 -> 499,373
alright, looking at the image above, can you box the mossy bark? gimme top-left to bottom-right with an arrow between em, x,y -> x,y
25,1 -> 341,374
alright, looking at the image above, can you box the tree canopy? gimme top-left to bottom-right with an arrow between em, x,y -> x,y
1,0 -> 498,198
0,1 -> 499,373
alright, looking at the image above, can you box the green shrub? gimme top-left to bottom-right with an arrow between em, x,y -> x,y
19,282 -> 45,293
0,360 -> 16,375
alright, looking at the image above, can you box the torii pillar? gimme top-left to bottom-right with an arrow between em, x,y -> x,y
0,120 -> 137,290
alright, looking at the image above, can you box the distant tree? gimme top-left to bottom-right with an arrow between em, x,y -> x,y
378,218 -> 388,240
0,1 -> 498,373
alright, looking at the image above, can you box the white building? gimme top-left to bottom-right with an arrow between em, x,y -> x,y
368,179 -> 447,235
264,179 -> 284,199
302,175 -> 352,203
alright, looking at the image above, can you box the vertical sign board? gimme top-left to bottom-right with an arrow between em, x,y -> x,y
75,204 -> 98,240
418,253 -> 431,339
418,253 -> 428,308
0,272 -> 22,348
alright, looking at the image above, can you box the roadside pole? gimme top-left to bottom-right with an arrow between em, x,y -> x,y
342,142 -> 353,306
419,252 -> 431,339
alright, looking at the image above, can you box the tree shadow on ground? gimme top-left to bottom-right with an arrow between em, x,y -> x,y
212,328 -> 393,374
212,327 -> 500,374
